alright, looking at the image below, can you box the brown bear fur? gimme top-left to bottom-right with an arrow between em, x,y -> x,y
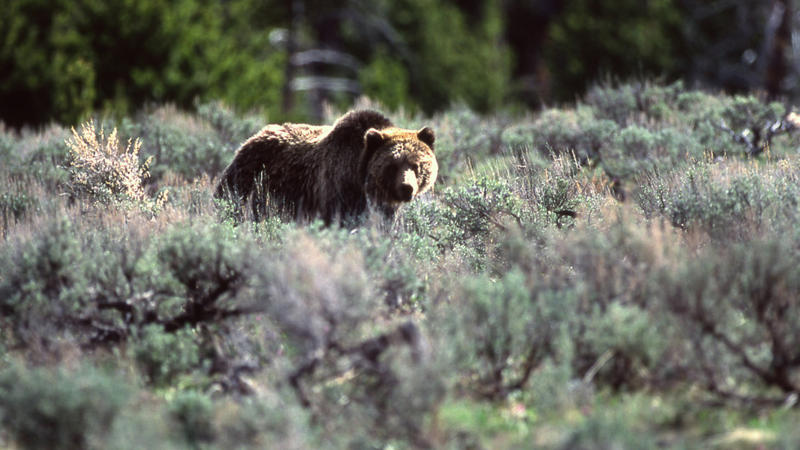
214,110 -> 438,224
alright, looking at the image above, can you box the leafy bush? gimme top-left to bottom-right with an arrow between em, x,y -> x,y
212,394 -> 312,450
427,106 -> 508,182
0,364 -> 128,450
111,102 -> 263,183
441,176 -> 525,247
578,302 -> 667,390
585,81 -> 686,125
560,407 -> 657,450
0,218 -> 258,366
169,391 -> 215,446
195,101 -> 263,149
655,238 -> 800,401
0,127 -> 14,162
252,233 -> 443,446
717,95 -> 788,156
637,159 -> 800,239
510,151 -> 582,224
65,121 -> 166,211
5,126 -> 71,191
0,191 -> 37,234
501,107 -> 617,163
0,218 -> 92,348
496,219 -> 679,392
132,325 -> 202,388
153,223 -> 252,327
601,125 -> 703,179
435,269 -> 565,400
584,83 -> 639,125
326,226 -> 437,311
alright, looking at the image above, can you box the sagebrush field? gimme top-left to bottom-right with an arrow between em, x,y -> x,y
3,82 -> 800,448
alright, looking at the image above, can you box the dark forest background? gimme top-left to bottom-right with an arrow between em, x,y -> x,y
2,0 -> 799,127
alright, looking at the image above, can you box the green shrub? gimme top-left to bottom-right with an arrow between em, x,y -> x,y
511,220 -> 677,390
516,154 -> 581,214
0,218 -> 258,361
671,168 -> 761,234
154,223 -> 251,322
578,302 -> 667,390
0,127 -> 15,163
585,81 -> 686,125
584,83 -> 638,125
400,175 -> 526,266
502,107 -> 618,164
602,125 -> 659,178
121,107 -> 224,182
429,106 -> 508,182
560,410 -> 657,450
169,391 -> 215,446
6,80 -> 800,448
442,176 -> 525,246
654,238 -> 800,399
636,160 -> 800,239
721,96 -> 784,138
0,364 -> 129,450
213,394 -> 312,450
256,232 -> 375,356
336,226 -> 435,311
11,126 -> 71,191
195,101 -> 263,149
0,218 -> 89,346
435,269 -> 568,400
715,95 -> 789,157
132,325 -> 202,387
252,233 -> 443,446
614,126 -> 657,160
0,191 -> 38,233
116,103 -> 260,183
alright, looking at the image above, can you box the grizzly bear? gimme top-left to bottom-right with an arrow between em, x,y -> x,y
214,110 -> 438,224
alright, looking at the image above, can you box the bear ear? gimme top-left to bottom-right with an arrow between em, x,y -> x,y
364,128 -> 385,151
417,127 -> 435,149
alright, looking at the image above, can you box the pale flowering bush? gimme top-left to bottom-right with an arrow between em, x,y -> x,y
66,121 -> 166,210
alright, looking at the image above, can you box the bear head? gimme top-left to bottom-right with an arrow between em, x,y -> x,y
359,126 -> 438,216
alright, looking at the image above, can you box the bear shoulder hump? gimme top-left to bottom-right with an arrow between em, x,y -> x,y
324,110 -> 393,147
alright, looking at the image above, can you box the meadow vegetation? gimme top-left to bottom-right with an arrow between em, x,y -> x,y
3,82 -> 800,448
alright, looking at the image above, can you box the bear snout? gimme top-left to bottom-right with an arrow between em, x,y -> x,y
398,184 -> 414,201
397,169 -> 418,202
